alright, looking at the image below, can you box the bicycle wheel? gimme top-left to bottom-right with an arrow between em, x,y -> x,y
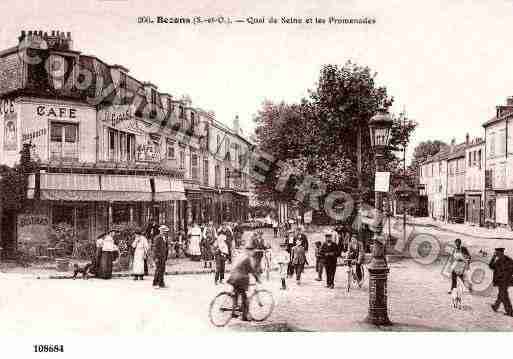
248,289 -> 275,322
209,292 -> 234,327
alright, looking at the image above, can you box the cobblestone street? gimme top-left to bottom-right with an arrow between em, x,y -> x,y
1,253 -> 512,334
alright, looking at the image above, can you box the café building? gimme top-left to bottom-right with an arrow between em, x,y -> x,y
7,97 -> 186,252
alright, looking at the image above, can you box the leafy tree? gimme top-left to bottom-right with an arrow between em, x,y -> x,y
253,62 -> 417,213
410,140 -> 448,173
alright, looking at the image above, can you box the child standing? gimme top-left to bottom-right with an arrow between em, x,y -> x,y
214,235 -> 229,285
277,242 -> 290,290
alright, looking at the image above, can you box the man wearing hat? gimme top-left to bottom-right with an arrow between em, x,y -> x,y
489,247 -> 513,317
320,229 -> 339,289
152,225 -> 170,289
227,241 -> 261,321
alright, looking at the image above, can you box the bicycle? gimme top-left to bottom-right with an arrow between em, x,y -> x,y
209,282 -> 275,327
342,258 -> 365,293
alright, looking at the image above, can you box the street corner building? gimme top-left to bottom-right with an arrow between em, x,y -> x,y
0,30 -> 253,255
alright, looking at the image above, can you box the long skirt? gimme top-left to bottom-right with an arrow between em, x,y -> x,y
132,247 -> 146,275
189,236 -> 202,257
93,248 -> 102,277
100,251 -> 114,279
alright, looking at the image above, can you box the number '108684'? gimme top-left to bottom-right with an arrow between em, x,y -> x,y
33,345 -> 64,353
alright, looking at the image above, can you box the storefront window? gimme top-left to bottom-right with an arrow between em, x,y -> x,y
52,204 -> 73,226
113,203 -> 130,224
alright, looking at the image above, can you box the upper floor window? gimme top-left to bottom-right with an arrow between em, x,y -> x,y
225,167 -> 230,188
203,158 -> 209,186
120,72 -> 127,89
179,106 -> 185,119
478,150 -> 482,169
490,133 -> 496,157
166,139 -> 175,159
179,149 -> 185,169
106,128 -> 135,162
151,89 -> 157,105
215,165 -> 220,187
50,122 -> 79,161
225,138 -> 230,158
191,152 -> 199,180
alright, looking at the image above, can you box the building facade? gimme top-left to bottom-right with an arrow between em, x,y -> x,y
464,139 -> 484,226
482,97 -> 513,228
419,137 -> 482,224
0,30 -> 253,254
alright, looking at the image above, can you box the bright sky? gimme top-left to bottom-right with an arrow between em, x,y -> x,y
1,0 -> 512,162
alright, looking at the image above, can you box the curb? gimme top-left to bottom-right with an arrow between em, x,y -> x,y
406,221 -> 513,240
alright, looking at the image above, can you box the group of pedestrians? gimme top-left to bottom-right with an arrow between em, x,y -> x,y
447,238 -> 513,317
185,221 -> 246,285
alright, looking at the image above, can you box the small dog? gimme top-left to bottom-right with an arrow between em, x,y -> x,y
72,263 -> 93,280
451,278 -> 464,309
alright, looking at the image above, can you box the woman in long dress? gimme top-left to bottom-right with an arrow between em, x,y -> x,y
93,233 -> 105,278
187,222 -> 203,261
100,230 -> 119,279
132,230 -> 149,280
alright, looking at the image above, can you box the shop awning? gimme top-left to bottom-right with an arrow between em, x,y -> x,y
101,175 -> 152,202
153,177 -> 186,201
30,173 -> 103,201
27,173 -> 153,202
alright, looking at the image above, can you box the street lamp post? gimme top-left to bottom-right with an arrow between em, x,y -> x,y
367,107 -> 394,326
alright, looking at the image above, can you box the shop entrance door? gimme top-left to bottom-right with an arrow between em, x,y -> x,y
76,205 -> 90,242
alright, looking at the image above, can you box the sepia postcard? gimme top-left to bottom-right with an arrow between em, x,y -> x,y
1,0 -> 512,357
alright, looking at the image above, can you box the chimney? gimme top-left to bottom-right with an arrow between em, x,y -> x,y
450,138 -> 456,152
466,133 -> 469,145
507,97 -> 513,106
233,115 -> 240,134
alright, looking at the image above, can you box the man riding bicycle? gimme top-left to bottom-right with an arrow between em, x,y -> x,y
227,241 -> 261,321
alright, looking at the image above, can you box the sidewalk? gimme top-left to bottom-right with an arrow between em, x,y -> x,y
1,228 -> 407,279
397,216 -> 513,240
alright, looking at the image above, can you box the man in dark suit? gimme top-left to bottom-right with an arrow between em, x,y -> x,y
291,241 -> 307,284
490,248 -> 513,317
152,225 -> 169,289
320,230 -> 339,289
